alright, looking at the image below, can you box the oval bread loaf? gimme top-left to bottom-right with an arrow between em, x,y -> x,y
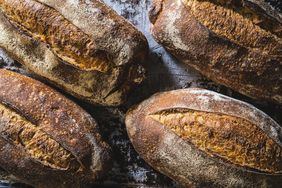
0,69 -> 111,188
126,88 -> 282,187
149,0 -> 282,104
0,0 -> 148,106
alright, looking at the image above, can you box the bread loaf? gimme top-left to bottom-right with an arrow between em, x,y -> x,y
0,69 -> 111,188
149,0 -> 282,104
0,0 -> 148,106
126,88 -> 282,187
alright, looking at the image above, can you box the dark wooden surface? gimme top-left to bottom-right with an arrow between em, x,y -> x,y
0,0 -> 281,187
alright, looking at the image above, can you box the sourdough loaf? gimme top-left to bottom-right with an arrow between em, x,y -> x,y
149,0 -> 282,104
0,0 -> 148,106
0,69 -> 111,188
126,88 -> 282,187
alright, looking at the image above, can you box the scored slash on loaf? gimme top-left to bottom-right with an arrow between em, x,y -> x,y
0,0 -> 149,106
126,88 -> 282,187
0,69 -> 111,188
149,0 -> 282,104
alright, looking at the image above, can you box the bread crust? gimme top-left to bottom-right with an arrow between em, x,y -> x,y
0,69 -> 111,188
149,0 -> 282,104
126,88 -> 282,187
0,0 -> 148,106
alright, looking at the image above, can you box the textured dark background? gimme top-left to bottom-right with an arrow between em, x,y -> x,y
0,0 -> 281,187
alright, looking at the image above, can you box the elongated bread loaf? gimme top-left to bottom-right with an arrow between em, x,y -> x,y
149,0 -> 282,104
0,0 -> 148,106
126,88 -> 282,187
0,69 -> 111,188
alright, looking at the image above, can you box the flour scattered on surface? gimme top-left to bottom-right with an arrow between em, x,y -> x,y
128,165 -> 149,183
164,4 -> 190,51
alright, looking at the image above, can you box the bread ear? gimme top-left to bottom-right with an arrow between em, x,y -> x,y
0,69 -> 111,187
0,0 -> 148,106
150,0 -> 282,104
126,88 -> 282,187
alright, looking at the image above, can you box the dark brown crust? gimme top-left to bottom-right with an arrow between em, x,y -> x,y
149,0 -> 164,24
0,69 -> 111,188
203,0 -> 282,37
36,0 -> 149,66
150,109 -> 282,173
149,0 -> 282,104
0,0 -> 148,106
0,103 -> 78,170
125,88 -> 282,187
0,0 -> 110,72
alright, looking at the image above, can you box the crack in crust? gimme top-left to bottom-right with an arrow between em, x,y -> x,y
150,108 -> 282,174
197,0 -> 282,37
182,0 -> 282,56
0,0 -> 110,72
150,0 -> 282,104
0,103 -> 77,170
149,0 -> 164,24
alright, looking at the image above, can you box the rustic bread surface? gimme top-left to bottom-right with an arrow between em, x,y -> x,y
0,0 -> 148,106
149,0 -> 282,104
126,88 -> 282,187
0,69 -> 111,188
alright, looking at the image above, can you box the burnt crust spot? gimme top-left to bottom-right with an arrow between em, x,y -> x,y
150,108 -> 282,174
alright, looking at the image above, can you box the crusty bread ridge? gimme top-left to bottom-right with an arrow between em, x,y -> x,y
149,0 -> 282,104
0,69 -> 111,188
0,0 -> 148,106
126,88 -> 282,187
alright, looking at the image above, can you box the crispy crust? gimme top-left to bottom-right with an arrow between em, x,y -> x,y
0,0 -> 148,106
0,69 -> 111,188
150,109 -> 282,174
195,0 -> 282,37
126,88 -> 282,187
149,0 -> 282,104
182,0 -> 281,52
36,0 -> 148,67
0,0 -> 110,72
0,103 -> 77,170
